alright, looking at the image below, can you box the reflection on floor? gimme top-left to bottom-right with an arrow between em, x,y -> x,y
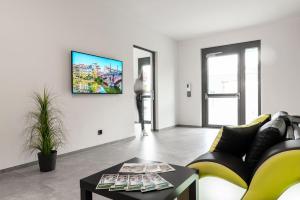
1,126 -> 298,200
134,123 -> 152,136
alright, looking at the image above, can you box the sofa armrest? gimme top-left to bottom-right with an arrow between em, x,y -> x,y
187,152 -> 249,188
254,140 -> 300,171
243,140 -> 300,200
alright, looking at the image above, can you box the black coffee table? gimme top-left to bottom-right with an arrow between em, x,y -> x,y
80,157 -> 199,200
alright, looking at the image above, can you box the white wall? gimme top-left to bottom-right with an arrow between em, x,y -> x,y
177,16 -> 300,126
0,0 -> 177,170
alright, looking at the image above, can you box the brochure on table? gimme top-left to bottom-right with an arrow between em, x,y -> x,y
95,162 -> 176,192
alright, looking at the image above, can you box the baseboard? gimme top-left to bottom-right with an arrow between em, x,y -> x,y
157,125 -> 177,131
157,124 -> 203,131
0,160 -> 39,174
176,124 -> 202,128
0,136 -> 136,174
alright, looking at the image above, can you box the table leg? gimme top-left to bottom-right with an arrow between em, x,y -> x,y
81,188 -> 92,200
189,179 -> 199,200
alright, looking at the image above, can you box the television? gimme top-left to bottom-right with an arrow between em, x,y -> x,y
71,51 -> 123,94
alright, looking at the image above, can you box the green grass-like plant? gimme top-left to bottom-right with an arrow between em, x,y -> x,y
27,89 -> 64,155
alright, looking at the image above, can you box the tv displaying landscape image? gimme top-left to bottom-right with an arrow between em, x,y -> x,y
72,51 -> 123,94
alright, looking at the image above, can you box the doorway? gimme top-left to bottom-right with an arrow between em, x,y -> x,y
133,46 -> 156,131
202,40 -> 261,127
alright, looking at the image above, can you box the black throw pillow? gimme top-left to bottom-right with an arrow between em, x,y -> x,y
210,123 -> 261,158
245,118 -> 286,171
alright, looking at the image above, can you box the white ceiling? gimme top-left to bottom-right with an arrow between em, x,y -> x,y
108,0 -> 300,40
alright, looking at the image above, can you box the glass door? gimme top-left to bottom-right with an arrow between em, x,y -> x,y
202,41 -> 261,127
138,57 -> 152,124
205,53 -> 240,126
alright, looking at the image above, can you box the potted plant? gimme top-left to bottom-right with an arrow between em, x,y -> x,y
26,88 -> 64,172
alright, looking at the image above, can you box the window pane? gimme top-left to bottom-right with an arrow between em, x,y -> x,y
142,64 -> 152,94
208,54 -> 238,94
245,48 -> 259,123
208,97 -> 238,126
143,97 -> 151,122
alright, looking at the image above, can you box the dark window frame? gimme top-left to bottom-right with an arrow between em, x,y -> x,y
201,40 -> 261,128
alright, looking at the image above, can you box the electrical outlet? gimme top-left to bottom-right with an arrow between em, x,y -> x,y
98,130 -> 102,135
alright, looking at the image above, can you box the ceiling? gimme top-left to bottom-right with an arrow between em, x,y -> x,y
108,0 -> 300,40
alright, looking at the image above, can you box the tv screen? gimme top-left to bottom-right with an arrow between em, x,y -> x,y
71,51 -> 123,94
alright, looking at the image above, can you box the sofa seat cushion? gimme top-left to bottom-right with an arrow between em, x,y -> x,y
187,152 -> 250,188
245,118 -> 287,171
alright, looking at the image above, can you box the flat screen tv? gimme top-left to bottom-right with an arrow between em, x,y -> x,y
71,51 -> 123,94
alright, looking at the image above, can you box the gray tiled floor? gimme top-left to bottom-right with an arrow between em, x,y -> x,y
0,126 -> 218,200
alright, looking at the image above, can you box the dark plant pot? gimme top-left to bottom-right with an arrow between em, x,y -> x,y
37,150 -> 57,172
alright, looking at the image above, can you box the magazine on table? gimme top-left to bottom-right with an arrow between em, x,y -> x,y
147,173 -> 174,190
157,163 -> 176,173
119,163 -> 146,173
145,163 -> 160,173
141,174 -> 156,192
95,173 -> 174,192
96,174 -> 118,189
109,174 -> 129,191
126,174 -> 143,191
119,163 -> 175,173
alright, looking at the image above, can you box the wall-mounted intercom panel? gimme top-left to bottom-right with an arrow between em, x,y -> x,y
187,83 -> 191,97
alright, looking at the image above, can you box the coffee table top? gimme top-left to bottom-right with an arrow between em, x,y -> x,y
80,157 -> 198,200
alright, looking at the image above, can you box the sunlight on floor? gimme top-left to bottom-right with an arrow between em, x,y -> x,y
134,123 -> 152,136
278,183 -> 300,200
199,177 -> 246,200
134,123 -> 158,160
